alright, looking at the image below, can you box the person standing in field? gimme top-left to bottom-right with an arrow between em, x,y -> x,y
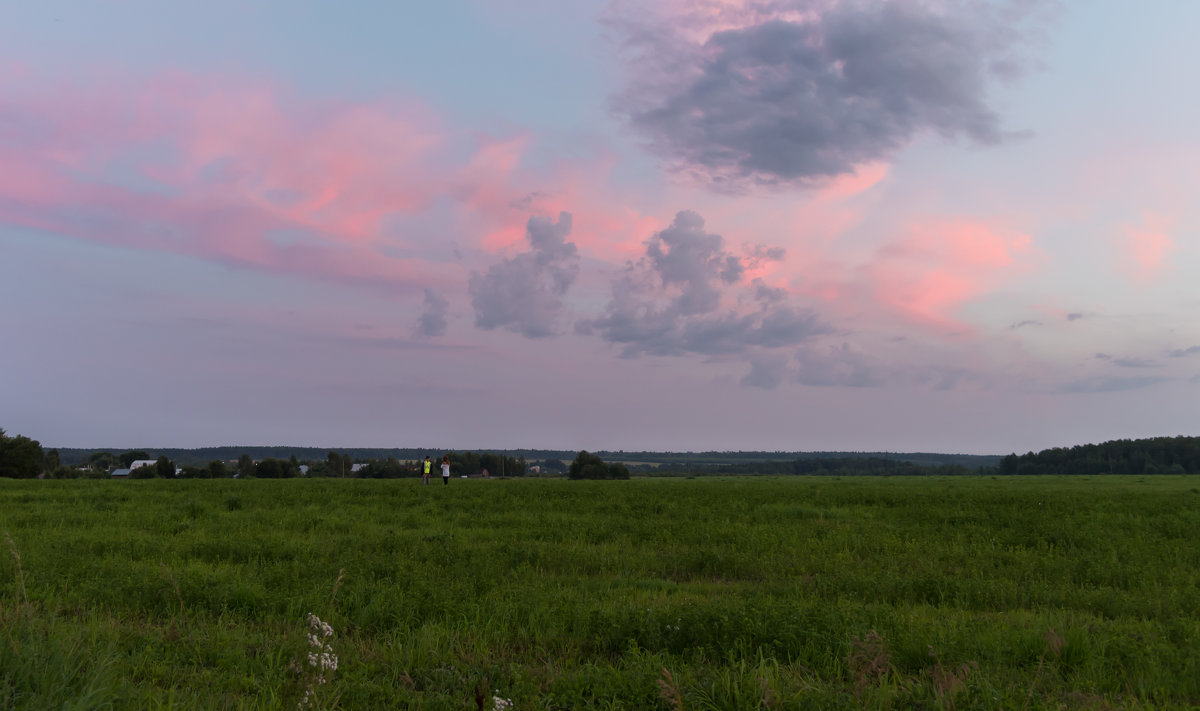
440,455 -> 451,485
422,456 -> 432,485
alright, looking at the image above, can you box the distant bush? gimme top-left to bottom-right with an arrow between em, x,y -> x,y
568,451 -> 631,480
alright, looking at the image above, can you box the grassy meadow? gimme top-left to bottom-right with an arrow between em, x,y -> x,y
2,475 -> 1199,710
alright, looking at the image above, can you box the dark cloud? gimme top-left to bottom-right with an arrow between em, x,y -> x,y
912,365 -> 983,392
469,212 -> 578,338
615,1 -> 1048,187
738,343 -> 889,390
1066,312 -> 1085,321
740,354 -> 789,389
1168,345 -> 1200,358
579,210 -> 828,357
1112,357 -> 1155,368
738,343 -> 982,391
1060,376 -> 1169,393
644,210 -> 739,314
793,343 -> 887,388
507,192 -> 547,211
745,244 -> 787,264
1095,353 -> 1157,368
1010,319 -> 1042,329
752,278 -> 786,304
416,288 -> 449,337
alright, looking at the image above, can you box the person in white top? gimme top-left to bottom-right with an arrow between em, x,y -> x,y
440,455 -> 451,485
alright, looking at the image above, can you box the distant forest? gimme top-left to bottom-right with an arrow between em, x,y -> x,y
996,436 -> 1200,476
52,446 -> 1000,470
37,435 -> 1200,477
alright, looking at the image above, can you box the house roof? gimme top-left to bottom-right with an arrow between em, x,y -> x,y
111,468 -> 132,477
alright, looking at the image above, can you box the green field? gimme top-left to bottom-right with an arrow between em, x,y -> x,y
2,476 -> 1199,710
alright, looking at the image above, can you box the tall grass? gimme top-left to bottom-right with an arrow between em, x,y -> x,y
1,476 -> 1199,708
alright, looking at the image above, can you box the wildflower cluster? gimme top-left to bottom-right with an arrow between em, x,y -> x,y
492,693 -> 513,711
297,613 -> 338,709
306,613 -> 338,680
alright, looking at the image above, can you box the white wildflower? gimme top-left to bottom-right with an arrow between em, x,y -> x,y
493,693 -> 513,711
307,613 -> 334,638
297,613 -> 339,709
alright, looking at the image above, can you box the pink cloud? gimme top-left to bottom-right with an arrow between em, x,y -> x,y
798,218 -> 1040,333
1121,212 -> 1173,283
465,150 -> 663,264
0,68 -> 523,291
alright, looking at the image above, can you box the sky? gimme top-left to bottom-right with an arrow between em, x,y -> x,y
2,0 -> 1198,454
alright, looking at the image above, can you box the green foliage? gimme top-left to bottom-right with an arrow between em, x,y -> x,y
354,457 -> 412,478
431,451 -> 526,478
87,451 -> 116,473
119,450 -> 150,468
129,463 -> 157,479
569,450 -> 631,479
0,429 -> 44,479
537,458 -> 568,473
1,477 -> 1199,708
154,455 -> 174,479
254,457 -> 299,478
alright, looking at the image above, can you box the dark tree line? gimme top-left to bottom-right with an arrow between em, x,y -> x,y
997,436 -> 1200,476
653,457 -> 976,477
9,428 -> 1199,479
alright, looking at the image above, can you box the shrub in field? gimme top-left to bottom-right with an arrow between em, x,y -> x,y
568,451 -> 631,479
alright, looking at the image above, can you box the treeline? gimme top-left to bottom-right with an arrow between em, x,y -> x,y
53,446 -> 1000,469
352,451 -> 527,479
997,436 -> 1200,475
172,450 -> 528,479
608,450 -> 1001,468
0,430 -> 531,479
652,437 -> 1200,477
654,457 -> 980,477
9,428 -> 1200,479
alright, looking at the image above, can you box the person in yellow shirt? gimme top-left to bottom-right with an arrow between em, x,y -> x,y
422,456 -> 431,485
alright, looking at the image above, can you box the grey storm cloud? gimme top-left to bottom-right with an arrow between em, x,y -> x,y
469,212 -> 578,338
616,1 -> 1048,186
578,210 -> 829,357
1168,345 -> 1200,358
1066,312 -> 1085,321
416,288 -> 450,337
